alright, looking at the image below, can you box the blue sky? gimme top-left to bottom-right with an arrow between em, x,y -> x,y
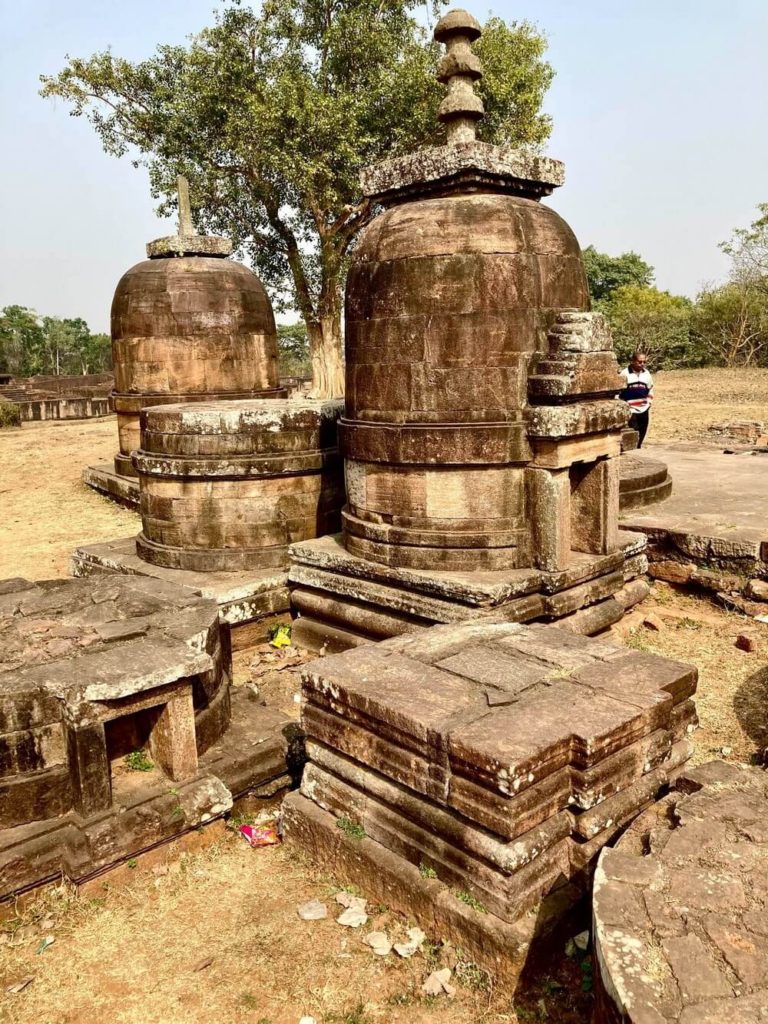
1,0 -> 766,331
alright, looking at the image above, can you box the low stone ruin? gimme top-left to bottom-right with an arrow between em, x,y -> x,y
0,575 -> 296,897
284,618 -> 697,978
593,760 -> 768,1023
134,399 -> 345,571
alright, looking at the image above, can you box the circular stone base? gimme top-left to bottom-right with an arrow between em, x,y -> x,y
593,761 -> 768,1024
136,532 -> 290,572
619,453 -> 672,511
114,452 -> 137,477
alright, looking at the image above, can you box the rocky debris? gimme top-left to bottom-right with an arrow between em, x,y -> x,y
297,900 -> 327,921
393,927 -> 427,958
592,761 -> 768,1023
422,968 -> 456,997
364,931 -> 392,956
642,613 -> 666,632
745,579 -> 768,602
735,633 -> 759,653
708,420 -> 765,444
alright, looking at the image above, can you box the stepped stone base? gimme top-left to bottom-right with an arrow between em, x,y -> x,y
289,618 -> 697,983
71,536 -> 290,651
288,531 -> 650,652
82,463 -> 140,509
620,453 -> 673,511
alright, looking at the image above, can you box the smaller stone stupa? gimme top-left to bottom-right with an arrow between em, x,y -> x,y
110,177 -> 285,477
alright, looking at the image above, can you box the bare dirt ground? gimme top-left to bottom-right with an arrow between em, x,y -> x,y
651,366 -> 768,443
0,417 -> 138,581
1,373 -> 767,1024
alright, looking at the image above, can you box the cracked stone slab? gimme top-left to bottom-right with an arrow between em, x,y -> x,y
593,761 -> 768,1022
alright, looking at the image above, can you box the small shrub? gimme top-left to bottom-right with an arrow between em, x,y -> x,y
0,400 -> 21,429
124,749 -> 153,772
335,817 -> 366,840
419,860 -> 437,879
452,888 -> 487,913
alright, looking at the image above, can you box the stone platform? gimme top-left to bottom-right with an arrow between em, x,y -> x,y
621,443 -> 768,576
71,536 -> 289,651
0,575 -> 295,899
285,619 -> 697,981
82,463 -> 140,509
288,531 -> 650,652
593,760 -> 768,1023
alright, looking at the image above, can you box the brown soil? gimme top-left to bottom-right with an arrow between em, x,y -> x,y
651,367 -> 768,443
0,416 -> 138,581
1,376 -> 768,1023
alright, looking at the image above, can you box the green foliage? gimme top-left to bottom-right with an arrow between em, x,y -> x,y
124,749 -> 154,772
40,2 -> 554,394
0,305 -> 112,377
0,400 -> 21,429
452,888 -> 487,913
598,285 -> 693,368
418,860 -> 437,879
721,202 -> 768,291
582,246 -> 654,303
276,322 -> 311,378
691,280 -> 768,367
335,816 -> 366,840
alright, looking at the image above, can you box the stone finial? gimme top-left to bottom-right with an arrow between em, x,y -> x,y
177,175 -> 194,236
145,175 -> 233,259
434,8 -> 484,144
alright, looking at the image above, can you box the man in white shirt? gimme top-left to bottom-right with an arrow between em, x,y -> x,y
619,351 -> 654,448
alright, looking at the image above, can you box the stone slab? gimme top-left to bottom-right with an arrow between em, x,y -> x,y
621,443 -> 768,572
592,761 -> 768,1023
82,463 -> 140,509
71,536 -> 290,649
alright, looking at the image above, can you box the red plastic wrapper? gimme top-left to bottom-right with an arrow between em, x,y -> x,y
238,822 -> 281,847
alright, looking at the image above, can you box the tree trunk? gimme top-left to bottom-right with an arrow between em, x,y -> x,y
307,313 -> 345,400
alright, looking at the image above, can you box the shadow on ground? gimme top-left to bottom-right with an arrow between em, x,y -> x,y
733,664 -> 768,760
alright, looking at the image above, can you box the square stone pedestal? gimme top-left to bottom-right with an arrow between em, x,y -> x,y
71,536 -> 290,650
285,619 -> 698,982
288,531 -> 650,652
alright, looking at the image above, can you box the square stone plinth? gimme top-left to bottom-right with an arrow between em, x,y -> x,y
288,532 -> 649,652
293,618 -> 697,944
71,536 -> 290,650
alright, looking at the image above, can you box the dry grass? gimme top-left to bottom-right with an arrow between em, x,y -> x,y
0,417 -> 138,580
0,835 -> 590,1024
1,380 -> 768,1022
617,582 -> 768,765
651,367 -> 768,443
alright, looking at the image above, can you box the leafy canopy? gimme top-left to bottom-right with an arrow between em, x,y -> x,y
582,245 -> 654,303
40,1 -> 555,395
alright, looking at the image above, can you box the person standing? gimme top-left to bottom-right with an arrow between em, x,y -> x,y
619,351 -> 654,448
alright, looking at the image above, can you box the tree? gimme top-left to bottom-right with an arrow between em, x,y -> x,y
276,322 -> 311,378
721,203 -> 768,294
0,306 -> 46,376
582,246 -> 654,303
40,2 -> 555,398
0,307 -> 112,377
599,286 -> 693,368
691,281 -> 768,368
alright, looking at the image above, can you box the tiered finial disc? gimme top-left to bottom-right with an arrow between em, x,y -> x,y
434,8 -> 484,144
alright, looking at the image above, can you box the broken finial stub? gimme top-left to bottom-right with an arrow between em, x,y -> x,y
433,9 -> 484,144
145,175 -> 233,259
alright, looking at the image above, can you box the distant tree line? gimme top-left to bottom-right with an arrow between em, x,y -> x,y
0,306 -> 112,377
585,204 -> 768,369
